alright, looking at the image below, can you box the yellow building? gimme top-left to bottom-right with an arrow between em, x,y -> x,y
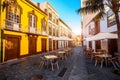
0,0 -> 48,62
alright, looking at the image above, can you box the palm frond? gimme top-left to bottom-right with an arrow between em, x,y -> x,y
78,0 -> 104,14
84,0 -> 104,6
92,10 -> 105,22
78,3 -> 104,14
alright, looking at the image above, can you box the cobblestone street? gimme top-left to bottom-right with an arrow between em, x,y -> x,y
0,46 -> 120,80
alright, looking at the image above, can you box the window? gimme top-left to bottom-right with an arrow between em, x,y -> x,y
107,10 -> 116,27
41,18 -> 47,33
49,13 -> 52,21
29,13 -> 36,28
94,21 -> 100,34
53,28 -> 55,36
56,29 -> 59,37
49,23 -> 52,35
6,5 -> 21,27
53,16 -> 55,23
56,19 -> 58,25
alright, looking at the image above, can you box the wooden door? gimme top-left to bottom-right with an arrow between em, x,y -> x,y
41,38 -> 47,52
56,41 -> 58,49
53,40 -> 56,50
49,38 -> 52,51
95,40 -> 101,51
108,39 -> 118,56
5,35 -> 20,61
89,41 -> 92,48
28,36 -> 37,55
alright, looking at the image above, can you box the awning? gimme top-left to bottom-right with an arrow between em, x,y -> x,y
85,32 -> 118,41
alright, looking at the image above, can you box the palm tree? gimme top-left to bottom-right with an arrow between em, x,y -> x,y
78,0 -> 120,60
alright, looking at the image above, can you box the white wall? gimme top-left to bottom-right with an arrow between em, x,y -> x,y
100,15 -> 108,32
92,41 -> 95,52
100,14 -> 117,33
108,25 -> 117,32
101,39 -> 108,52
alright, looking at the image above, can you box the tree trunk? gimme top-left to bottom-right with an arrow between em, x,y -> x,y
114,12 -> 120,61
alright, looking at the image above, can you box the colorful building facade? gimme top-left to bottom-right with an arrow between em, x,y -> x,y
0,0 -> 48,62
39,2 -> 59,51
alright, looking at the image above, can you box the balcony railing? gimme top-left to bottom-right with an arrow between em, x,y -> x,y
28,27 -> 36,33
41,31 -> 48,35
5,19 -> 21,31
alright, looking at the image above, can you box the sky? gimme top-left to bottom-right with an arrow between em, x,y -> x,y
31,0 -> 82,35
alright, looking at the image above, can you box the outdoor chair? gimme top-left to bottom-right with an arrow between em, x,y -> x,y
94,56 -> 104,68
84,48 -> 92,55
55,53 -> 63,61
108,56 -> 120,70
50,58 -> 59,71
68,48 -> 72,56
83,48 -> 87,55
91,51 -> 103,61
39,56 -> 49,69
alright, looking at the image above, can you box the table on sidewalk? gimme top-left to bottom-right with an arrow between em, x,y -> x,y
44,55 -> 58,60
95,54 -> 112,68
44,55 -> 59,71
91,52 -> 102,61
57,51 -> 66,60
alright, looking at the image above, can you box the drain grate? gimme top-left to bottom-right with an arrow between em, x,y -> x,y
58,67 -> 67,77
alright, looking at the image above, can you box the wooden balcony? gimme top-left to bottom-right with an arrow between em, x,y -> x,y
5,19 -> 21,31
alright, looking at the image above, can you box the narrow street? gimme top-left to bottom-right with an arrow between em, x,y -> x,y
0,46 -> 120,80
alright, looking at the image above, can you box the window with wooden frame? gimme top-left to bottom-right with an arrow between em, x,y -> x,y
6,4 -> 21,29
107,10 -> 116,27
41,17 -> 47,33
53,28 -> 55,36
56,29 -> 59,37
49,13 -> 52,21
29,13 -> 37,28
49,23 -> 52,35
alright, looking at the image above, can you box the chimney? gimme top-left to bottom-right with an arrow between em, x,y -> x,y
37,3 -> 40,8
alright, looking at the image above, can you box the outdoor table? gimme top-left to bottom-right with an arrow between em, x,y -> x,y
95,54 -> 112,68
92,51 -> 102,56
44,55 -> 58,60
44,55 -> 59,71
57,51 -> 66,54
57,51 -> 66,60
90,52 -> 102,61
93,52 -> 102,55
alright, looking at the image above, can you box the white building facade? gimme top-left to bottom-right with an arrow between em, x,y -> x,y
39,2 -> 74,51
59,19 -> 73,49
81,0 -> 118,55
39,2 -> 59,51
